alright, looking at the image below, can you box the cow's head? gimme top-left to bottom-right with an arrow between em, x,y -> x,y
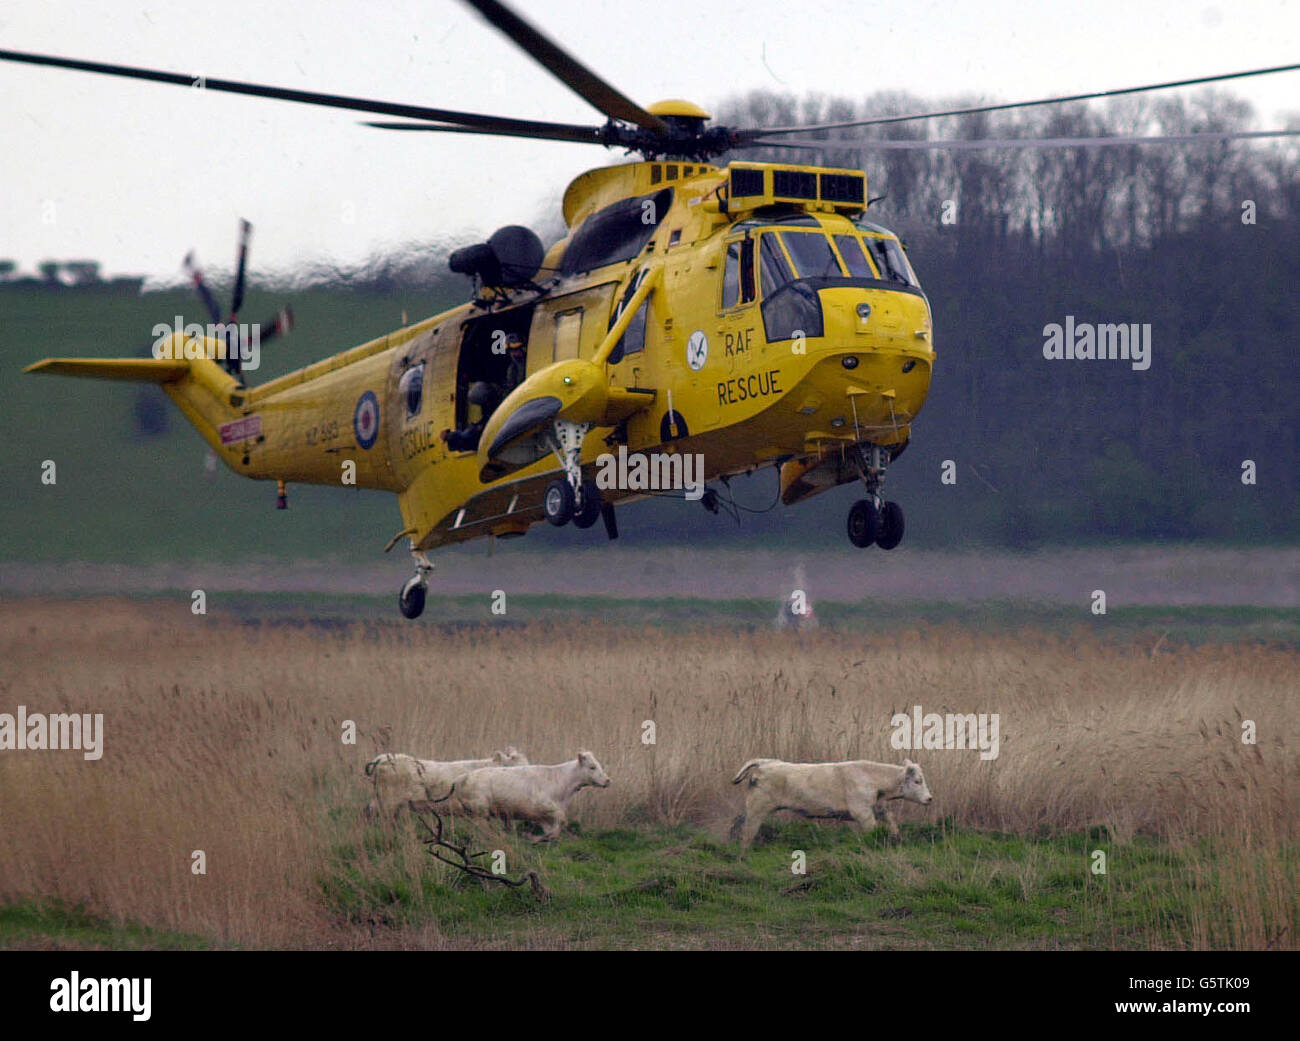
494,746 -> 529,766
900,759 -> 933,805
576,749 -> 611,788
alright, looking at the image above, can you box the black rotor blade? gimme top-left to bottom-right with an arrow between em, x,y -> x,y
740,61 -> 1300,140
258,306 -> 294,346
0,47 -> 599,135
363,119 -> 605,144
461,0 -> 665,132
182,252 -> 222,325
745,128 -> 1300,151
231,219 -> 251,318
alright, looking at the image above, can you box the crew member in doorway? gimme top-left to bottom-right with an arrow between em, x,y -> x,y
441,381 -> 501,452
504,333 -> 527,394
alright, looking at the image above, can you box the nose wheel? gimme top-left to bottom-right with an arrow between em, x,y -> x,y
847,443 -> 906,550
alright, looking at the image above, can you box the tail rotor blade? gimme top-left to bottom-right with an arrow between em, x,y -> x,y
231,219 -> 252,318
257,305 -> 294,345
183,251 -> 222,325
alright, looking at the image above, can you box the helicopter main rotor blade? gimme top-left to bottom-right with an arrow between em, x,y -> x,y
745,128 -> 1300,151
740,61 -> 1300,140
231,219 -> 251,319
460,0 -> 666,133
364,119 -> 606,144
0,47 -> 599,136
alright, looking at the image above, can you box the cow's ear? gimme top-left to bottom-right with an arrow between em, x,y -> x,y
578,750 -> 592,765
903,758 -> 916,769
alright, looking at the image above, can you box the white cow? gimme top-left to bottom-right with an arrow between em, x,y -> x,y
730,756 -> 933,854
444,750 -> 611,842
363,747 -> 528,819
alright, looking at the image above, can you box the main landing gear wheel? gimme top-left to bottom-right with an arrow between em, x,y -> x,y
847,499 -> 880,548
398,575 -> 427,619
572,479 -> 603,529
544,478 -> 575,526
542,418 -> 592,528
398,547 -> 434,620
876,501 -> 905,550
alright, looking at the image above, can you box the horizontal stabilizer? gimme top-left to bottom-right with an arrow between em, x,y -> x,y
25,358 -> 189,382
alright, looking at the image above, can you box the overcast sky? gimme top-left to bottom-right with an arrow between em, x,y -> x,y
2,0 -> 1298,282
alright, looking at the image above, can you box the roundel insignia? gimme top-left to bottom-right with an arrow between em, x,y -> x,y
353,390 -> 380,449
686,329 -> 708,371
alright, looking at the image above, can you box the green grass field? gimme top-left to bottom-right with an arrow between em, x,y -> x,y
320,820 -> 1263,951
6,820 -> 1282,951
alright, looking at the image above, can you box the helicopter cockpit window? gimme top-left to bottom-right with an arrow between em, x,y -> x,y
863,235 -> 919,286
760,231 -> 825,343
399,362 -> 425,418
721,238 -> 756,309
560,188 -> 674,276
778,231 -> 844,278
833,235 -> 874,278
759,233 -> 794,296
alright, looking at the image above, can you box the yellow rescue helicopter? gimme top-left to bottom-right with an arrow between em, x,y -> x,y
6,2 -> 1299,618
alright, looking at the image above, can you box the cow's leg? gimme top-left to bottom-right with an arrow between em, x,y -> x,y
871,798 -> 900,840
845,797 -> 889,840
728,814 -> 746,842
737,794 -> 773,855
532,804 -> 566,843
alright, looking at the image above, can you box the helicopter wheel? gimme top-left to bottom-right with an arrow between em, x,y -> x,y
572,480 -> 603,529
847,499 -> 880,548
543,478 -> 575,526
398,576 -> 427,619
876,501 -> 905,550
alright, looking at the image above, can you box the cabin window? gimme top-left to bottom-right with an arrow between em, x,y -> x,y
554,309 -> 582,362
863,235 -> 919,286
399,362 -> 425,418
721,238 -> 756,309
833,235 -> 873,278
608,269 -> 652,363
778,231 -> 844,278
616,298 -> 648,360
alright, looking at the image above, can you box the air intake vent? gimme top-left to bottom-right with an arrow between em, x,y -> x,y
820,173 -> 865,204
726,162 -> 868,214
772,169 -> 817,200
730,167 -> 764,197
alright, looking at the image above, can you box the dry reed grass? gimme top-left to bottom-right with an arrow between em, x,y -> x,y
0,598 -> 1294,947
